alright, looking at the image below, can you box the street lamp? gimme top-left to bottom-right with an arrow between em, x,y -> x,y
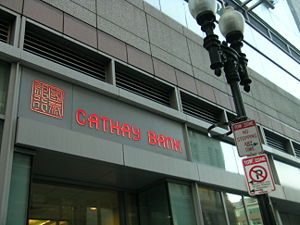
188,0 -> 277,225
189,0 -> 251,121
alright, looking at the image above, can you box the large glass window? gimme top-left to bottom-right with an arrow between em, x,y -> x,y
139,183 -> 172,225
244,197 -> 263,225
7,153 -> 32,225
28,182 -> 120,225
198,187 -> 227,225
188,129 -> 244,175
0,61 -> 10,114
224,193 -> 248,225
168,183 -> 197,225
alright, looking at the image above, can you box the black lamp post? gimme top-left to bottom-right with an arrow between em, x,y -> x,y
188,0 -> 277,224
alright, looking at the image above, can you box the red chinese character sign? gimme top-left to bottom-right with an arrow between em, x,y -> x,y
232,120 -> 263,157
242,154 -> 275,196
31,80 -> 64,119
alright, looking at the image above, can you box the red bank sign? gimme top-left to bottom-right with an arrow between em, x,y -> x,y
31,80 -> 184,153
75,109 -> 184,152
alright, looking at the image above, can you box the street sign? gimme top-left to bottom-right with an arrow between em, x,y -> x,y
242,154 -> 275,196
232,120 -> 263,157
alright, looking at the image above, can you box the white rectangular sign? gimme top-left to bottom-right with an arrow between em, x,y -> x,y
242,154 -> 276,196
232,120 -> 263,157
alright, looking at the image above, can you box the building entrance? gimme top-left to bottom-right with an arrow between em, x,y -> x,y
28,181 -> 121,225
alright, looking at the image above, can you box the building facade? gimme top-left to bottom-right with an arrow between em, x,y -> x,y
0,0 -> 299,225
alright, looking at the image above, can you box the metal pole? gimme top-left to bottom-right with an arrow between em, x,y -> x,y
226,73 -> 277,225
197,11 -> 277,225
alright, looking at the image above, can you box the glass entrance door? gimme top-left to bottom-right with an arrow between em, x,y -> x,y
28,182 -> 120,225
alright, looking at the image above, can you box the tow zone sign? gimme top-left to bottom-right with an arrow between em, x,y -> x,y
232,120 -> 263,157
243,154 -> 275,196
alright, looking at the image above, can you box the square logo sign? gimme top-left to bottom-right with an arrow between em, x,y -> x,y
31,80 -> 64,119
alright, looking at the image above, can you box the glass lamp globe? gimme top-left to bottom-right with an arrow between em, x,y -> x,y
219,6 -> 245,38
188,0 -> 217,19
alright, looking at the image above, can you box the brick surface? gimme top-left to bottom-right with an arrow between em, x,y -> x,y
23,0 -> 63,32
97,0 -> 148,41
127,45 -> 154,74
64,14 -> 97,48
213,89 -> 233,111
147,15 -> 190,63
176,69 -> 197,94
0,0 -> 23,13
258,113 -> 273,130
42,0 -> 96,26
98,30 -> 127,62
97,16 -> 151,54
153,58 -> 177,85
195,80 -> 216,103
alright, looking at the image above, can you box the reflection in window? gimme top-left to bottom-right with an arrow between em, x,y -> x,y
224,193 -> 248,225
139,183 -> 172,225
7,153 -> 32,225
244,197 -> 263,225
28,182 -> 120,225
0,61 -> 10,114
188,129 -> 244,174
274,160 -> 300,190
168,183 -> 197,225
198,187 -> 227,225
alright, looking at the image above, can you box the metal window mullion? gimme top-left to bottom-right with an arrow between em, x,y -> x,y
220,192 -> 231,225
0,63 -> 22,225
242,196 -> 251,225
106,59 -> 115,85
192,183 -> 205,225
170,87 -> 180,110
166,182 -> 175,225
273,206 -> 284,225
183,124 -> 193,161
268,154 -> 281,185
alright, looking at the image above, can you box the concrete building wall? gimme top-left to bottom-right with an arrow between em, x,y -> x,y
0,0 -> 299,142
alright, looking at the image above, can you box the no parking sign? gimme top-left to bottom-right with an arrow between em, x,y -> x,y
242,154 -> 275,196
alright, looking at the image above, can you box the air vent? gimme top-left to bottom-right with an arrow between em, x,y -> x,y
181,92 -> 223,124
116,64 -> 173,107
0,19 -> 10,43
24,24 -> 107,81
293,142 -> 300,158
227,112 -> 237,124
264,129 -> 288,153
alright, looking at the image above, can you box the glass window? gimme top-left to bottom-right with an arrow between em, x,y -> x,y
224,193 -> 248,225
198,187 -> 227,225
274,160 -> 300,190
188,129 -> 244,175
7,153 -> 32,225
244,197 -> 263,225
168,183 -> 197,225
139,183 -> 172,225
125,193 -> 139,225
28,182 -> 120,225
0,61 -> 10,114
